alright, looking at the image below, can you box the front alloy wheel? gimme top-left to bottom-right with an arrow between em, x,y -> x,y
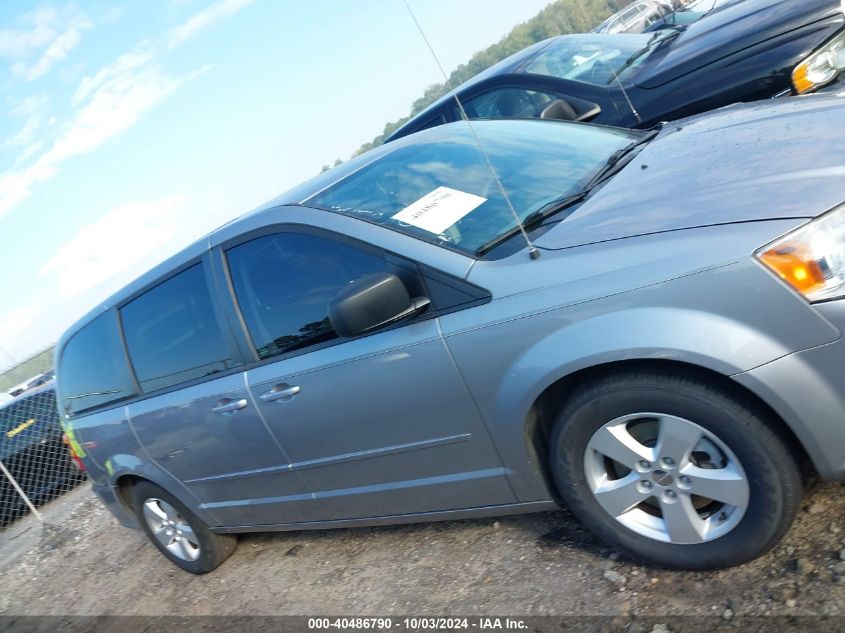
550,368 -> 802,569
584,413 -> 749,544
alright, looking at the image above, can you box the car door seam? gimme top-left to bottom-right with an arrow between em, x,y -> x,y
240,371 -> 319,501
121,404 -> 221,523
435,317 -> 519,501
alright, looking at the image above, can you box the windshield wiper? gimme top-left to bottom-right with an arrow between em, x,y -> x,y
475,191 -> 589,256
474,129 -> 661,257
606,31 -> 678,85
583,128 -> 660,190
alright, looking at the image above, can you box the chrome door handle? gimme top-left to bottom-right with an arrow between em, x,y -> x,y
212,398 -> 248,415
259,384 -> 301,403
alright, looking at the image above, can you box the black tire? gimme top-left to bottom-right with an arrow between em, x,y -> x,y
132,481 -> 237,574
549,367 -> 802,569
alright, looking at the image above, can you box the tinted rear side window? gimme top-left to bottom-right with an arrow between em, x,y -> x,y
120,263 -> 236,393
58,312 -> 136,417
226,232 -> 390,360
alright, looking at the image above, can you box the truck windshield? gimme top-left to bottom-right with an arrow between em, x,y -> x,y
522,32 -> 672,85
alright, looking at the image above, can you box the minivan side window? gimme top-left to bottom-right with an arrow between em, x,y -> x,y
226,232 -> 391,360
120,263 -> 236,393
58,312 -> 136,416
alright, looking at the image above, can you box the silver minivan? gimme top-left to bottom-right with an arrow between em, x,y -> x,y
57,95 -> 845,573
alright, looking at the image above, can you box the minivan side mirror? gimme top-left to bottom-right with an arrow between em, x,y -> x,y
328,273 -> 431,338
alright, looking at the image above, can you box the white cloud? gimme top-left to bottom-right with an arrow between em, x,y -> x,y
167,0 -> 255,48
0,7 -> 59,59
12,15 -> 92,81
44,67 -> 183,165
8,94 -> 50,119
2,116 -> 42,149
38,195 -> 187,298
0,0 -> 246,217
72,45 -> 154,105
0,161 -> 57,217
0,52 -> 193,216
2,95 -> 49,160
0,299 -> 47,342
15,141 -> 44,166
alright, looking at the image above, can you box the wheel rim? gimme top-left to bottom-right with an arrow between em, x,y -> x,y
583,413 -> 750,544
142,498 -> 201,561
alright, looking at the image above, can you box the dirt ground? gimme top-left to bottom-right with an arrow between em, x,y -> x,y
0,480 -> 842,620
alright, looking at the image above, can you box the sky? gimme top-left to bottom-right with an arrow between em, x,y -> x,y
0,0 -> 553,370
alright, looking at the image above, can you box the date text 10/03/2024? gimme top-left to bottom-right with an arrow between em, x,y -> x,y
307,617 -> 528,630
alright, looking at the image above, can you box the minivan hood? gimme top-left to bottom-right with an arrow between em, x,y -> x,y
534,94 -> 845,251
634,0 -> 843,88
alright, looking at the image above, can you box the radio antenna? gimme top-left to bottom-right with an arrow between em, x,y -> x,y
401,0 -> 541,260
611,71 -> 642,125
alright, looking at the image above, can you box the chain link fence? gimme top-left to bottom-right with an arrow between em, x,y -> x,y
0,382 -> 87,528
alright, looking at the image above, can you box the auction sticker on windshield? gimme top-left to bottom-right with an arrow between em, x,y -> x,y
392,186 -> 487,234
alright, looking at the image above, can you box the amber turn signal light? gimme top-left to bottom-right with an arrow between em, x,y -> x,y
758,244 -> 826,294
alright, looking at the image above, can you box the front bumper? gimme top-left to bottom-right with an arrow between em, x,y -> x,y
733,301 -> 845,480
92,481 -> 139,529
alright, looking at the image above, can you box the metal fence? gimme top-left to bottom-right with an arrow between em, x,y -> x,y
0,383 -> 87,527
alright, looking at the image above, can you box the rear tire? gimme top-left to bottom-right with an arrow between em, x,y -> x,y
549,368 -> 802,569
132,481 -> 237,574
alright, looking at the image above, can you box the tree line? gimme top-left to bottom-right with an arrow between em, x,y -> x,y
321,0 -> 632,172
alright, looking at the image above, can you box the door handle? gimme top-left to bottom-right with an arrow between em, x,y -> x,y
212,398 -> 249,415
259,384 -> 301,403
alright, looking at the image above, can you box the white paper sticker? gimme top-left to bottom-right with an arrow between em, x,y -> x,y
392,186 -> 487,234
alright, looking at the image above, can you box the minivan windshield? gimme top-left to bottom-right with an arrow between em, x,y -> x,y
308,119 -> 638,256
522,32 -> 673,85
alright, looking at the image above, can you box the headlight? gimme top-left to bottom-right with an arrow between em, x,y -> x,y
755,205 -> 845,302
792,30 -> 845,94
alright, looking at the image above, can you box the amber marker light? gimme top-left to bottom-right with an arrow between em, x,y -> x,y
755,205 -> 845,303
791,32 -> 845,94
757,244 -> 826,294
791,62 -> 819,95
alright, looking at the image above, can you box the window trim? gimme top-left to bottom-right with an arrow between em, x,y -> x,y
116,251 -> 246,398
115,304 -> 142,398
58,309 -> 139,419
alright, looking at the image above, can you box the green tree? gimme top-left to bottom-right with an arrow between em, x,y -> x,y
323,0 -> 631,167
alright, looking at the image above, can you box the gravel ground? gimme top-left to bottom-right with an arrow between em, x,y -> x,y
0,480 -> 842,620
